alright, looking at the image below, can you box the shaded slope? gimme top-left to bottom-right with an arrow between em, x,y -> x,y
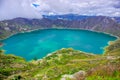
0,16 -> 120,40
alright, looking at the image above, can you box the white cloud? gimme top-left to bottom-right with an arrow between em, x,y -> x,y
0,0 -> 42,20
0,0 -> 120,20
35,0 -> 120,16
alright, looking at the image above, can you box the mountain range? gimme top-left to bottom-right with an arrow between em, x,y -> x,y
0,15 -> 120,40
0,14 -> 120,80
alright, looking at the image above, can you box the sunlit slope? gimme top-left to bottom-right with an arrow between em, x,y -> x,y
0,46 -> 120,80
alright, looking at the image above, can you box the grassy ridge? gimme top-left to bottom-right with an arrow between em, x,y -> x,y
104,40 -> 120,56
0,40 -> 120,80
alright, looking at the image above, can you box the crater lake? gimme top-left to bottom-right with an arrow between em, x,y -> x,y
1,29 -> 117,60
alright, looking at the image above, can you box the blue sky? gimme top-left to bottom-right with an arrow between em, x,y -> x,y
0,0 -> 120,20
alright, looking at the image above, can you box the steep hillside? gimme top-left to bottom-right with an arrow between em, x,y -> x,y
105,40 -> 120,56
0,16 -> 120,40
0,50 -> 31,80
0,48 -> 120,80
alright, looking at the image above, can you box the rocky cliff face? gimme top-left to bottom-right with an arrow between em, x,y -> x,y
0,16 -> 120,39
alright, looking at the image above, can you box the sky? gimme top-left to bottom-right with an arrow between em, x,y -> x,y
0,0 -> 120,20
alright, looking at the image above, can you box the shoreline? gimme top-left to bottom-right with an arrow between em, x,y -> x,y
0,28 -> 119,61
0,28 -> 119,41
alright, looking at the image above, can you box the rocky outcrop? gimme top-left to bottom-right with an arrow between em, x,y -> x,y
61,70 -> 86,80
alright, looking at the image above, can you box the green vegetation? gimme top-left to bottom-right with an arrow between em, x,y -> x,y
0,40 -> 120,80
0,50 -> 36,80
104,39 -> 120,56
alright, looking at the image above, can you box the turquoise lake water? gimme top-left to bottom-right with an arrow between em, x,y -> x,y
1,29 -> 117,60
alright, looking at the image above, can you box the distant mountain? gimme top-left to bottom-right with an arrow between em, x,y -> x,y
43,14 -> 120,23
0,16 -> 120,40
114,17 -> 120,23
42,14 -> 93,20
